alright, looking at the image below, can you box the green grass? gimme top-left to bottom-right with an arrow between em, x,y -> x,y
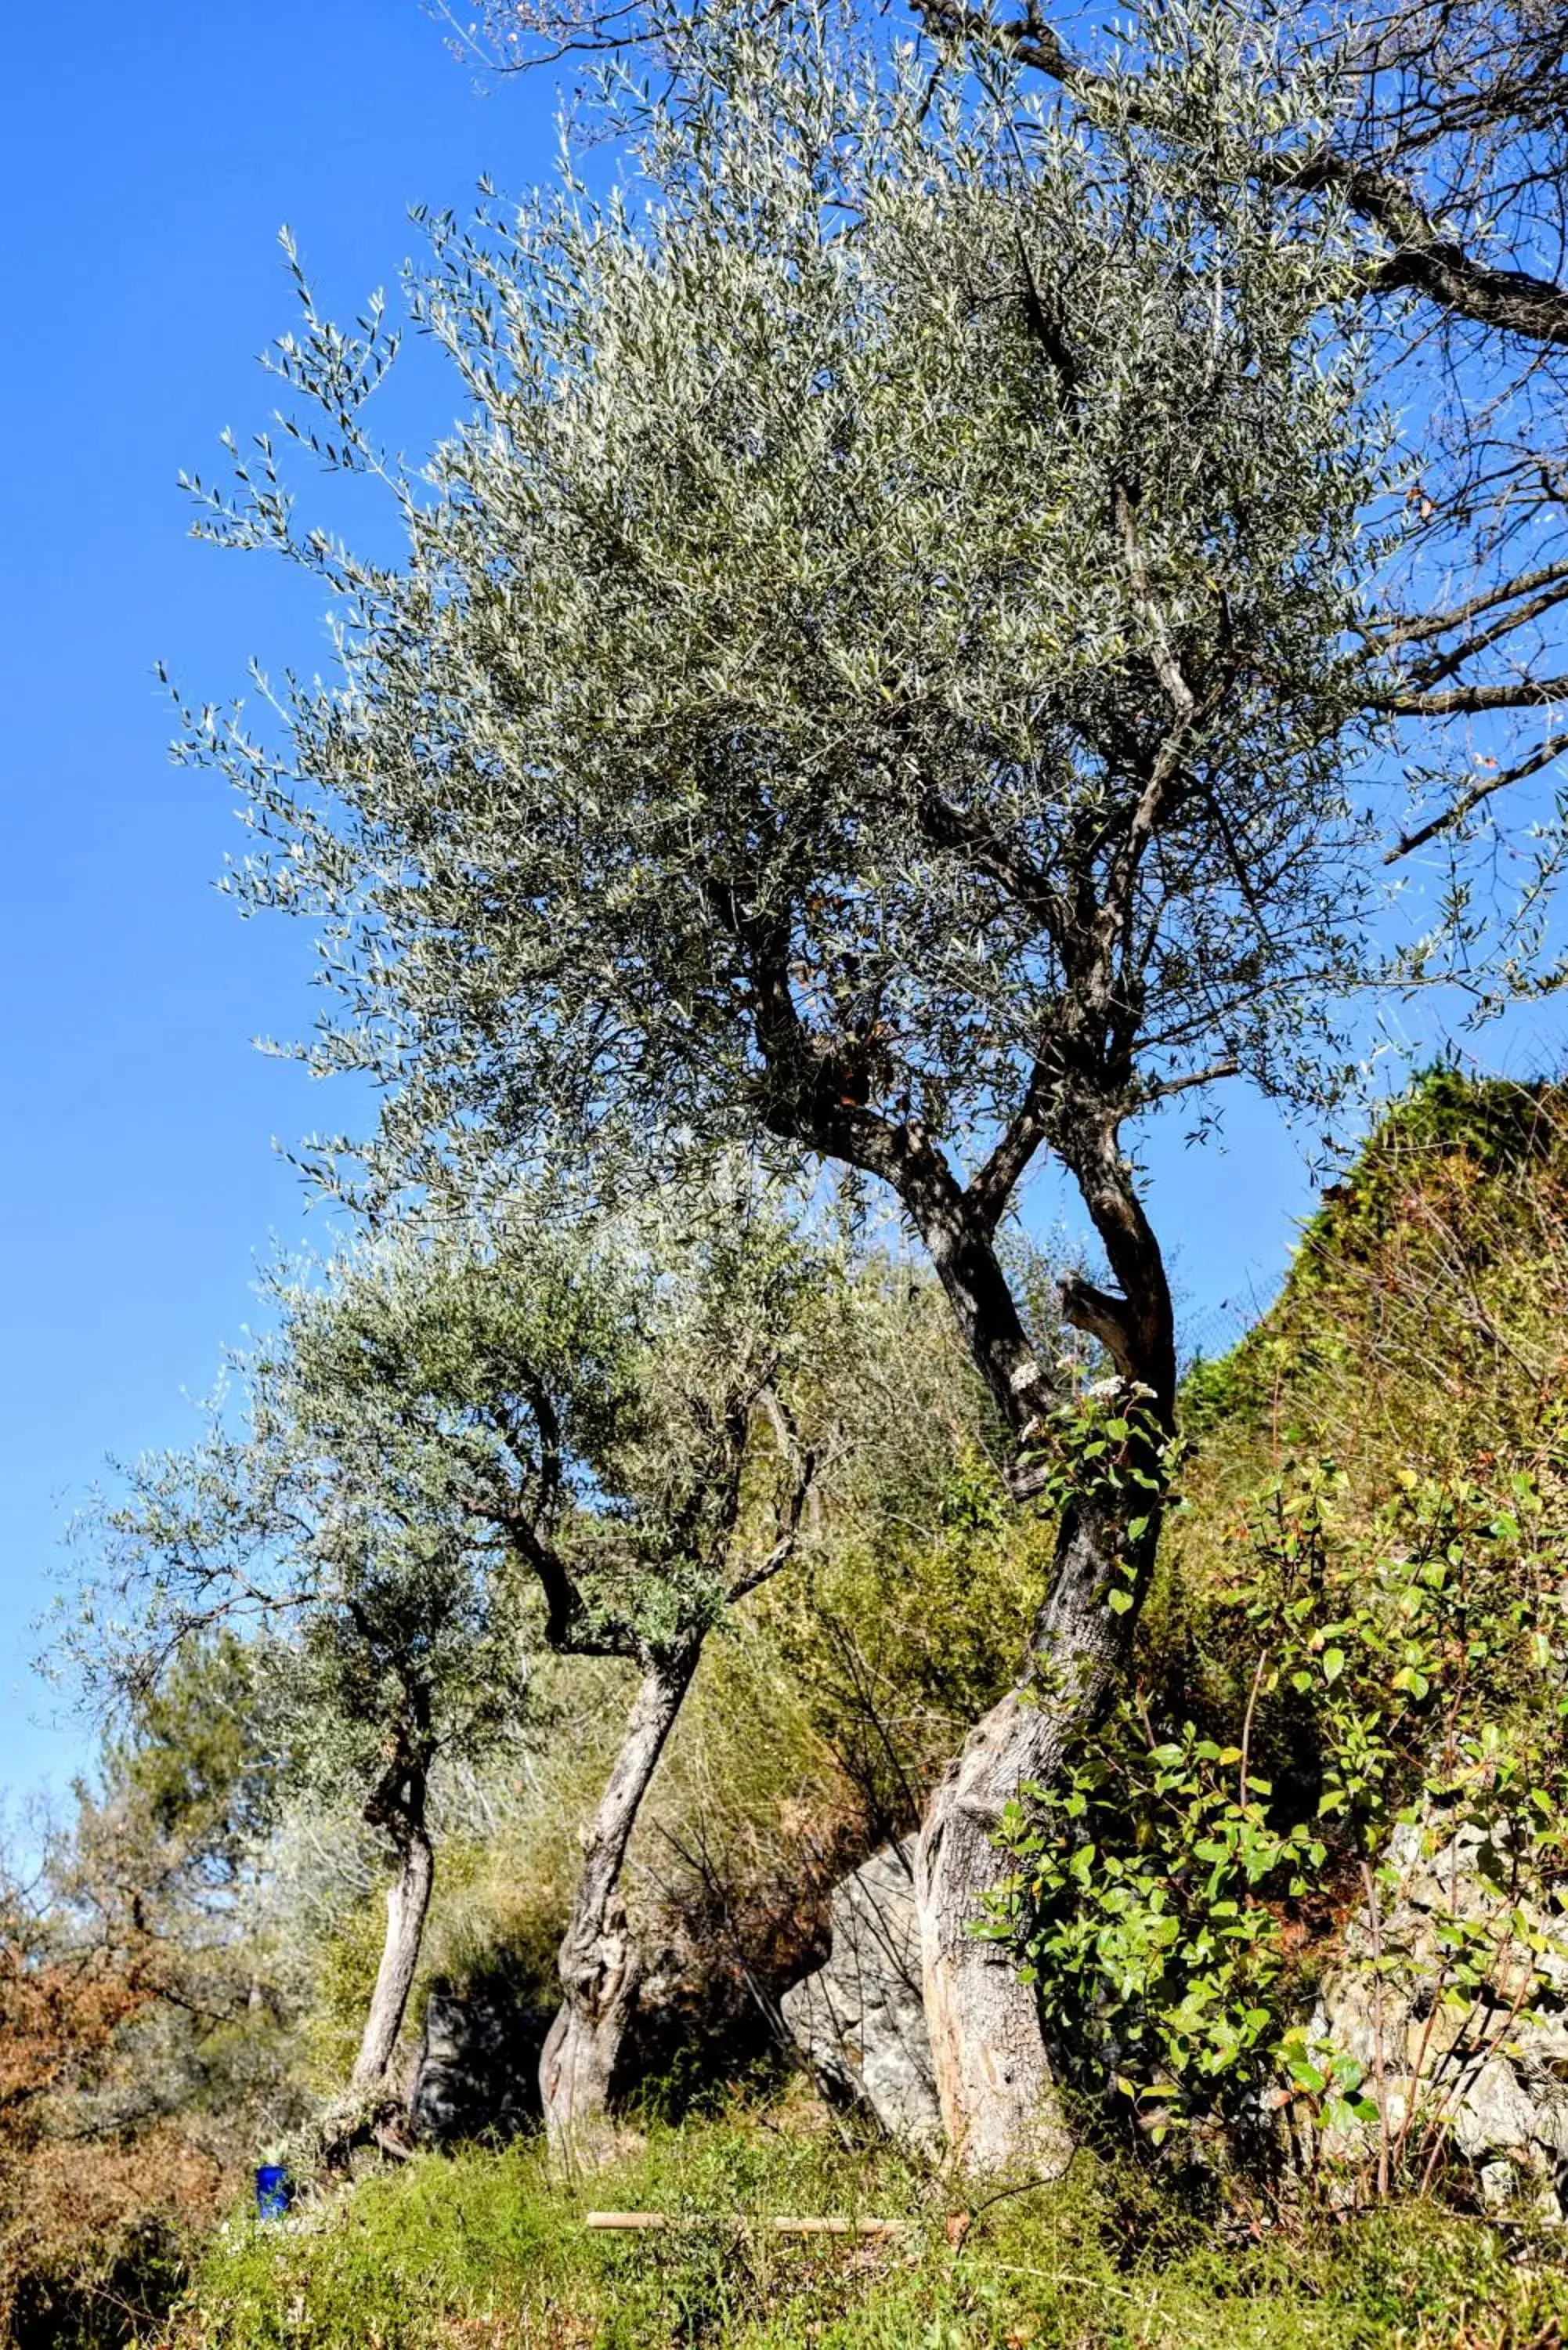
171,2111 -> 1568,2350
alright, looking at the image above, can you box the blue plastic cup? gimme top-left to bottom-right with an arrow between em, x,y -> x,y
255,2164 -> 291,2221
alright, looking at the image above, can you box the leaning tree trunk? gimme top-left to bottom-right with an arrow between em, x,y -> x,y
762,1071 -> 1178,2167
912,1108 -> 1177,2171
349,1768 -> 435,2100
917,1488 -> 1161,2171
540,1635 -> 702,2171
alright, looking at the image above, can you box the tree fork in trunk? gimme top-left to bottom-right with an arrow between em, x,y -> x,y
540,1634 -> 703,2171
761,1061 -> 1180,2167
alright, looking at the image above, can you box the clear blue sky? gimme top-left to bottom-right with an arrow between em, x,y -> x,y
0,2 -> 563,1810
0,2 -> 1558,1818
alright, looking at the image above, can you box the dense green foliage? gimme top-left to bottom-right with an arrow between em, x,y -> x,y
998,1459 -> 1568,2149
965,1076 -> 1568,2167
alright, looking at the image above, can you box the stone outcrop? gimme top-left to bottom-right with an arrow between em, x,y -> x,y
780,1838 -> 944,2152
410,1987 -> 547,2145
1311,1815 -> 1568,2205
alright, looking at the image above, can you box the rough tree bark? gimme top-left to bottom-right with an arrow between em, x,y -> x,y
349,1752 -> 435,2099
743,945 -> 1183,2167
916,1489 -> 1159,2169
500,1358 -> 811,2171
540,1635 -> 703,2169
913,1108 -> 1176,2171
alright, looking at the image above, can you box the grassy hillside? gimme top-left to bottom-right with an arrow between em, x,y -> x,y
1179,1067 -> 1567,1504
172,2110 -> 1567,2350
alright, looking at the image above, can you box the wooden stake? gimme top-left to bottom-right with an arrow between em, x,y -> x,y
584,2211 -> 904,2238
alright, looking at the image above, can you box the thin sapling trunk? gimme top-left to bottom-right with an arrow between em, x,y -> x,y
350,1744 -> 435,2101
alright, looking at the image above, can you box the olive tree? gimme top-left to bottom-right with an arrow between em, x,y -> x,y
274,1191 -> 835,2168
911,0 -> 1568,964
460,0 -> 1568,956
76,1184 -> 842,2163
182,3 -> 1389,2164
73,1250 -> 564,2113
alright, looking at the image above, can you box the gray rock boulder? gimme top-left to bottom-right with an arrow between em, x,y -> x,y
410,1987 -> 547,2144
780,1838 -> 943,2152
1310,1813 -> 1568,2201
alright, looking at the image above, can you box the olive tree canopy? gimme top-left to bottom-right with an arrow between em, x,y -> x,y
190,3 -> 1386,1377
181,0 -> 1393,2165
70,1227 -> 594,2106
453,0 -> 1568,966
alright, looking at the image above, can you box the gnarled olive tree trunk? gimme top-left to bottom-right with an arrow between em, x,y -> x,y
917,1491 -> 1159,2170
350,1754 -> 435,2099
540,1634 -> 702,2169
757,1055 -> 1179,2168
906,1108 -> 1177,2171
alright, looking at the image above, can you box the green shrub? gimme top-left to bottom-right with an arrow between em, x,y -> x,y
995,1451 -> 1568,2156
983,1073 -> 1568,2167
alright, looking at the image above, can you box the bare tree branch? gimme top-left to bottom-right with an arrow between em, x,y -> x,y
1386,731 -> 1568,861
